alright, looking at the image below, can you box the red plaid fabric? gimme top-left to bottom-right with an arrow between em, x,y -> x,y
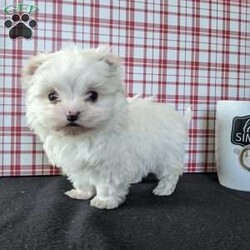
0,1 -> 249,175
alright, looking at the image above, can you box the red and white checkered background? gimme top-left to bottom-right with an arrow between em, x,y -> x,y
0,1 -> 249,176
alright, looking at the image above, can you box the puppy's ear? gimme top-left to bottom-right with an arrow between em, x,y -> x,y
21,53 -> 50,88
96,45 -> 120,67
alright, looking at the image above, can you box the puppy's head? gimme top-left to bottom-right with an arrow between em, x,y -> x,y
22,46 -> 126,138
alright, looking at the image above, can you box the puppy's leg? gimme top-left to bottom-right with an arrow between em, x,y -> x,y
153,164 -> 183,196
90,183 -> 129,209
153,174 -> 179,196
65,183 -> 96,200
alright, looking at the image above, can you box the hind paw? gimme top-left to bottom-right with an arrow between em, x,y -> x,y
153,181 -> 176,196
65,188 -> 95,200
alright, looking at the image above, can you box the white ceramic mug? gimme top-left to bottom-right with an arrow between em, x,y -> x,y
216,100 -> 250,191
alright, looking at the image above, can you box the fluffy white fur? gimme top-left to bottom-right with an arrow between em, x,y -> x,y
22,46 -> 191,209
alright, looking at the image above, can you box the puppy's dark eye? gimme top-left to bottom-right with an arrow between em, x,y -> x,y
86,91 -> 98,102
48,92 -> 59,103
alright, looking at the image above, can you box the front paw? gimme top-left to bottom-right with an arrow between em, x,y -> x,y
90,196 -> 121,209
65,188 -> 95,200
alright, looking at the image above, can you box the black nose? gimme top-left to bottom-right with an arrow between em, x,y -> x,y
67,113 -> 79,122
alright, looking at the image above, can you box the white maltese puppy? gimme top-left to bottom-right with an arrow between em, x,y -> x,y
22,46 -> 191,209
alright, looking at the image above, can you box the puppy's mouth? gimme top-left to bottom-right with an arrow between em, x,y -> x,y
66,122 -> 80,127
62,122 -> 93,135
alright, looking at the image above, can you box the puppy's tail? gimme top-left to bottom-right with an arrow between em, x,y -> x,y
183,105 -> 192,127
